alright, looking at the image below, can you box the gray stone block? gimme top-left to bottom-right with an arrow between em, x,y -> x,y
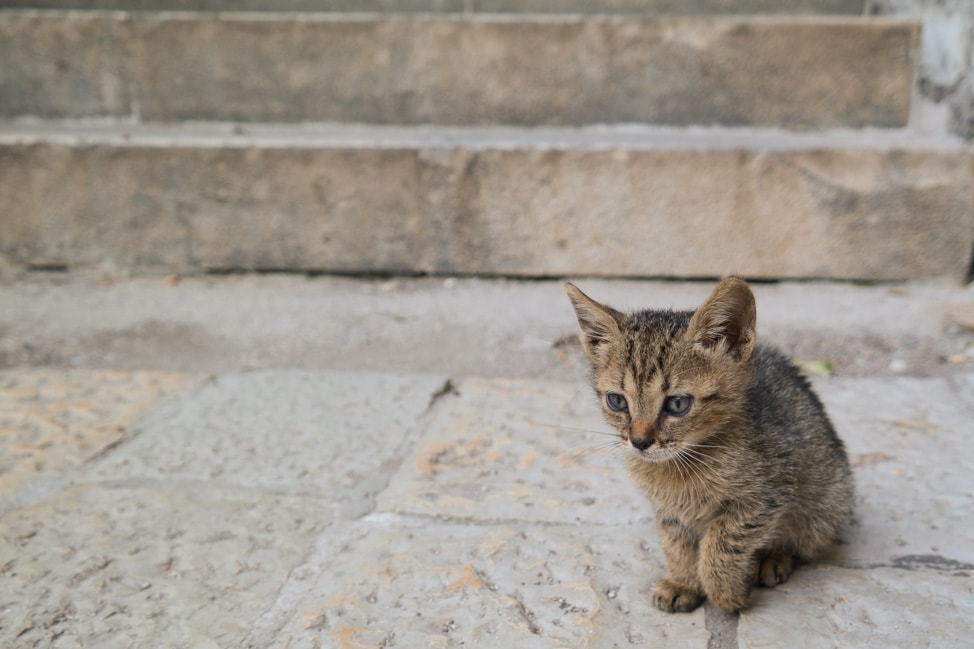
262,518 -> 711,648
1,127 -> 971,280
817,377 -> 974,566
88,370 -> 449,502
739,565 -> 974,648
0,12 -> 134,120
0,369 -> 451,647
2,365 -> 973,646
0,0 -> 866,13
481,0 -> 865,13
376,376 -> 651,524
0,12 -> 916,127
0,369 -> 190,502
0,483 -> 329,647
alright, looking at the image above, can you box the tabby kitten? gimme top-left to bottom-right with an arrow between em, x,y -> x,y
566,278 -> 853,613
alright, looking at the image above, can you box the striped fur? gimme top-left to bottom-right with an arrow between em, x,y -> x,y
567,278 -> 853,613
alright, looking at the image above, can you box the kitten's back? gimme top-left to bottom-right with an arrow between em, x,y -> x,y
744,345 -> 853,558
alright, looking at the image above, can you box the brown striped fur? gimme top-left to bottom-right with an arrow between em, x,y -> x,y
566,278 -> 853,613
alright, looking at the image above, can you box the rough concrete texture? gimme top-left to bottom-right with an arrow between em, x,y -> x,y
0,0 -> 866,13
0,11 -> 916,128
375,377 -> 651,525
0,274 -> 972,649
0,369 -> 189,503
2,127 -> 971,280
2,273 -> 973,379
739,564 -> 974,648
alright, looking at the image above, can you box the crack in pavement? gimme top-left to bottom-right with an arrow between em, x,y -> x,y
836,553 -> 974,576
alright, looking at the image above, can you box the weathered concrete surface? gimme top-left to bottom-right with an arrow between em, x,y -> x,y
263,519 -> 710,649
0,369 -> 190,501
0,11 -> 916,127
732,372 -> 974,647
87,371 -> 450,499
824,377 -> 974,565
1,483 -> 327,647
0,275 -> 973,647
1,274 -> 972,380
0,369 -> 446,647
376,377 -> 651,525
739,564 -> 974,648
2,368 -> 973,647
0,0 -> 866,13
2,126 -> 971,280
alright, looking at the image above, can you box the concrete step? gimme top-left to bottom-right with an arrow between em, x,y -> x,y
0,10 -> 916,128
0,1 -> 867,13
2,122 -> 971,281
2,273 -> 972,379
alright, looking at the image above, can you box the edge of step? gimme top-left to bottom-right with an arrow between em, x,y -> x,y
2,121 -> 969,152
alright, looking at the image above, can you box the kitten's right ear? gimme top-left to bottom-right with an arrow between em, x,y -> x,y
686,277 -> 756,362
566,283 -> 623,363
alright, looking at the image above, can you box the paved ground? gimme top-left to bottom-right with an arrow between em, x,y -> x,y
1,271 -> 973,648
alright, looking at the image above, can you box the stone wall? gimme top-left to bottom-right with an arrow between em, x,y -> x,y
868,0 -> 974,138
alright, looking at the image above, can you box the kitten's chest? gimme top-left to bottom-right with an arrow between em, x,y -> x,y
625,457 -> 726,530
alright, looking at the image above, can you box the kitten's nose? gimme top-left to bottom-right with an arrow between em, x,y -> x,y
630,421 -> 655,450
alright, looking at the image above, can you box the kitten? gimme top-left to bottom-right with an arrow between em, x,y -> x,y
566,278 -> 853,613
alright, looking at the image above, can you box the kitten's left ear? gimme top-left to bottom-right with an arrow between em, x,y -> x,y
686,277 -> 756,362
566,283 -> 623,363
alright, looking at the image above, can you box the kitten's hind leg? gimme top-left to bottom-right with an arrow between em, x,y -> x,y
756,552 -> 794,587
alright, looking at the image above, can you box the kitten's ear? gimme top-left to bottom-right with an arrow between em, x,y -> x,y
686,277 -> 756,362
566,283 -> 623,363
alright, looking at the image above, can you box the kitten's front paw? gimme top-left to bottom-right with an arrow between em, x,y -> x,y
705,583 -> 750,613
757,553 -> 794,587
652,579 -> 705,613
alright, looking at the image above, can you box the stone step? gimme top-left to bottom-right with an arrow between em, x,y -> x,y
0,10 -> 916,128
0,1 -> 866,14
2,122 -> 971,281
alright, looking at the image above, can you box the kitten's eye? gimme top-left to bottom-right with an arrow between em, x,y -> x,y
663,395 -> 693,417
605,392 -> 629,412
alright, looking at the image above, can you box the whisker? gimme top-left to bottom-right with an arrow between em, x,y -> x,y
686,442 -> 731,451
674,451 -> 704,484
528,420 -> 619,438
564,439 -> 622,463
674,446 -> 715,485
680,446 -> 710,460
684,457 -> 711,486
679,448 -> 713,473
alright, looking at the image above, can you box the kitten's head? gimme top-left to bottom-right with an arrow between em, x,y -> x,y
566,278 -> 756,464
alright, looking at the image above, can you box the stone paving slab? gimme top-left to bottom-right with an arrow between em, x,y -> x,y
377,377 -> 651,525
89,370 -> 449,502
0,369 -> 190,503
739,564 -> 974,649
819,376 -> 974,566
0,483 -> 327,649
0,369 -> 448,648
1,368 -> 973,647
265,517 -> 710,649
